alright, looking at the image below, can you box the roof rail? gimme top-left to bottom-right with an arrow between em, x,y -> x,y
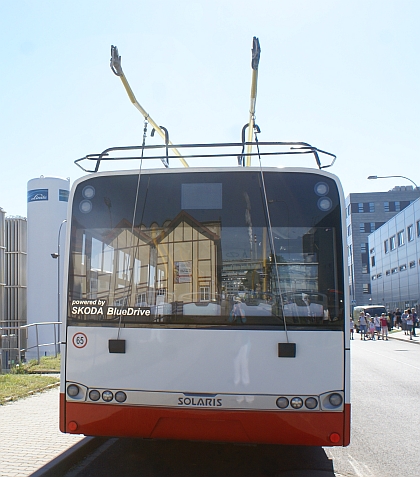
75,141 -> 336,173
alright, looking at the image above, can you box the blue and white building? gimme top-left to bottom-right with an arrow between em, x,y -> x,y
368,196 -> 420,312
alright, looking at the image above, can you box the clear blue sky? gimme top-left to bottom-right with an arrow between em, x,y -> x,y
1,0 -> 419,217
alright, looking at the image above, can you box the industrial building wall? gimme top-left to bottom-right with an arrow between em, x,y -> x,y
5,217 -> 27,329
0,207 -> 5,326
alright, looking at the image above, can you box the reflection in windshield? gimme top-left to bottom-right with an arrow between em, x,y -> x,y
70,219 -> 342,328
68,172 -> 344,329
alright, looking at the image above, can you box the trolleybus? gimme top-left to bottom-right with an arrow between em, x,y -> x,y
60,141 -> 350,446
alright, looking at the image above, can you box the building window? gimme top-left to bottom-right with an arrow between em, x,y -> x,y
362,264 -> 368,273
397,230 -> 404,247
390,236 -> 396,250
361,243 -> 367,253
410,261 -> 416,269
362,284 -> 370,293
136,292 -> 147,305
360,223 -> 365,233
384,240 -> 389,254
200,286 -> 210,301
399,264 -> 407,272
386,270 -> 390,276
408,224 -> 414,242
370,222 -> 376,232
358,202 -> 364,213
377,273 -> 382,279
347,225 -> 352,236
371,256 -> 376,267
369,202 -> 375,212
370,247 -> 375,254
417,220 -> 420,237
391,267 -> 398,274
384,201 -> 407,212
372,275 -> 377,280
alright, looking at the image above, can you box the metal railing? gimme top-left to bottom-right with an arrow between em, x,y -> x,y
0,321 -> 61,370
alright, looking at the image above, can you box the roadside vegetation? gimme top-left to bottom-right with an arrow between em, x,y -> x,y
0,355 -> 60,404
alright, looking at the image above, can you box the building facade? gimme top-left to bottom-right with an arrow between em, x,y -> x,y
0,207 -> 5,326
346,187 -> 419,307
368,197 -> 420,312
5,217 -> 27,330
0,212 -> 27,369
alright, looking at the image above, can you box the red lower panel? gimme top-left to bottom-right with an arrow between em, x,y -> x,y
62,394 -> 350,447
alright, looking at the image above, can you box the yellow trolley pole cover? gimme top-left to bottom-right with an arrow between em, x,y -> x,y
110,46 -> 188,168
246,37 -> 261,167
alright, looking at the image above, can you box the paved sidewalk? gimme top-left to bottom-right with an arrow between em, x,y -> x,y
0,386 -> 84,477
388,327 -> 420,344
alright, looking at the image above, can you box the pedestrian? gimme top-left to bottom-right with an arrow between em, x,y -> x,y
401,309 -> 408,335
368,317 -> 376,340
395,308 -> 402,329
388,311 -> 394,331
358,312 -> 367,340
411,308 -> 417,337
374,314 -> 381,339
350,318 -> 355,340
230,296 -> 246,324
380,313 -> 389,340
406,311 -> 414,340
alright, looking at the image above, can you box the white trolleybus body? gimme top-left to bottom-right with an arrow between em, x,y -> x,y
61,142 -> 350,446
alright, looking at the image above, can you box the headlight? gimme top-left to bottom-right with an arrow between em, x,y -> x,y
276,397 -> 289,409
314,182 -> 329,196
329,393 -> 343,407
79,200 -> 92,214
115,391 -> 127,403
82,185 -> 95,199
89,390 -> 100,401
67,384 -> 80,397
305,397 -> 318,409
317,197 -> 332,211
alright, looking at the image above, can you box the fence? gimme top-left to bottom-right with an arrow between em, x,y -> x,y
0,321 -> 61,371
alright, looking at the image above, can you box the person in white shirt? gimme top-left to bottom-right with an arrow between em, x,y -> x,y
402,310 -> 409,335
406,312 -> 413,340
358,312 -> 367,340
374,314 -> 381,339
349,318 -> 355,340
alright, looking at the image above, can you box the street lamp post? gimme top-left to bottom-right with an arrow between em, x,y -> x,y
367,175 -> 419,192
51,220 -> 67,355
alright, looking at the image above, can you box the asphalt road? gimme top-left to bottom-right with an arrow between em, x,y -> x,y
63,337 -> 420,477
326,337 -> 420,476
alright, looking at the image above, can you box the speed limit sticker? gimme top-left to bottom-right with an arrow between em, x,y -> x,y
72,332 -> 88,349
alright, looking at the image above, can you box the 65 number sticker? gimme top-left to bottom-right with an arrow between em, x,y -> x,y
72,332 -> 88,349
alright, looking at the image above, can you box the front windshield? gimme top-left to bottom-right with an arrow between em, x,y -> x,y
68,170 -> 344,329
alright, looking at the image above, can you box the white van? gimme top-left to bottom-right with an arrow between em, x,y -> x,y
353,305 -> 387,331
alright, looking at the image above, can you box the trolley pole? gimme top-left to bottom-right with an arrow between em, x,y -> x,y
246,37 -> 261,167
110,46 -> 189,168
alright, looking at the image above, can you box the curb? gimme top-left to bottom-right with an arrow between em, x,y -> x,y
1,381 -> 60,405
388,334 -> 420,344
30,437 -> 109,477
